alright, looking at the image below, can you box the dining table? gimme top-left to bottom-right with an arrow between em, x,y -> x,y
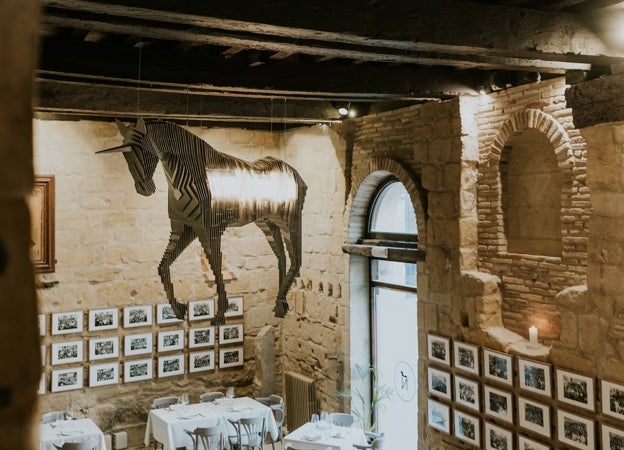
283,421 -> 368,450
144,396 -> 278,450
40,418 -> 107,450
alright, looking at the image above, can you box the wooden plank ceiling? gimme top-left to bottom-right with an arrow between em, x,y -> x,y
35,0 -> 624,129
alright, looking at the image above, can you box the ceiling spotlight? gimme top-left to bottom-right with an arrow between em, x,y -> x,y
338,106 -> 349,116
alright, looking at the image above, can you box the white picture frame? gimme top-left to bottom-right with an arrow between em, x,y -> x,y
556,368 -> 594,412
40,344 -> 46,366
224,296 -> 244,318
123,305 -> 152,328
51,340 -> 83,365
219,324 -> 243,344
453,341 -> 480,376
427,398 -> 450,434
158,354 -> 185,378
51,367 -> 83,392
88,336 -> 119,361
483,348 -> 513,385
124,358 -> 152,383
89,362 -> 119,387
124,332 -> 153,356
189,327 -> 215,348
157,329 -> 184,352
427,367 -> 451,400
219,346 -> 243,368
189,299 -> 215,321
519,396 -> 551,438
484,385 -> 513,424
427,334 -> 450,366
602,379 -> 624,421
88,307 -> 118,331
518,358 -> 552,397
51,311 -> 83,335
484,421 -> 512,450
38,313 -> 46,336
38,372 -> 46,395
454,409 -> 480,447
601,423 -> 624,450
454,375 -> 479,411
156,303 -> 183,325
557,410 -> 595,450
518,435 -> 551,450
189,350 -> 215,373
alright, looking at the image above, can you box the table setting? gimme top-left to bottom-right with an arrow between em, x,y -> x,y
40,418 -> 107,450
283,415 -> 367,450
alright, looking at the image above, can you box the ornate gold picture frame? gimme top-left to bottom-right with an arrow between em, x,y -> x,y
30,175 -> 55,273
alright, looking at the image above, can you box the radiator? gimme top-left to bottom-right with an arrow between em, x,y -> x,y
284,371 -> 317,430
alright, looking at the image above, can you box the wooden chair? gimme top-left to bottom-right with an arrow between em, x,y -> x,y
330,412 -> 355,427
53,440 -> 99,450
42,410 -> 66,423
353,433 -> 385,449
228,416 -> 266,450
200,391 -> 225,402
255,395 -> 284,450
184,425 -> 224,450
151,396 -> 179,409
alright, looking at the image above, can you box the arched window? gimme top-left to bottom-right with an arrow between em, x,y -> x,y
367,179 -> 417,243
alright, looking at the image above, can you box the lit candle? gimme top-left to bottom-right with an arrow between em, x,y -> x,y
529,326 -> 538,346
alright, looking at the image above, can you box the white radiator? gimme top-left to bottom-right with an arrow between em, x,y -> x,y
284,371 -> 317,430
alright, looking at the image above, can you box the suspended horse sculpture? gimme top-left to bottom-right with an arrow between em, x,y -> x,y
99,118 -> 307,324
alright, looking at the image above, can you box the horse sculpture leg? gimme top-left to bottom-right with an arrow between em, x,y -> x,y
274,219 -> 302,318
195,227 -> 228,325
256,220 -> 286,288
158,222 -> 195,319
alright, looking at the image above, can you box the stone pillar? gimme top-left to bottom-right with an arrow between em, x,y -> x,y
0,0 -> 41,448
253,325 -> 276,396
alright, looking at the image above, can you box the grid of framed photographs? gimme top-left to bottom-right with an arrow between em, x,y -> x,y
425,333 -> 624,450
39,296 -> 245,393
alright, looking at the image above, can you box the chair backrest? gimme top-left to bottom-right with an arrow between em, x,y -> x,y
54,439 -> 99,450
229,416 -> 266,450
151,396 -> 179,409
371,433 -> 385,449
186,425 -> 223,450
255,395 -> 283,407
330,412 -> 355,427
42,410 -> 66,423
200,391 -> 225,403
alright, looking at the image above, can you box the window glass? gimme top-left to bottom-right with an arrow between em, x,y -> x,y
371,259 -> 416,288
369,181 -> 416,234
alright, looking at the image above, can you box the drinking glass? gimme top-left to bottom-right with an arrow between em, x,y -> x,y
320,411 -> 329,423
226,387 -> 235,399
311,413 -> 319,424
65,407 -> 75,420
181,393 -> 189,405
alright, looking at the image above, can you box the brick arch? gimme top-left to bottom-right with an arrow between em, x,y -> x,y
346,157 -> 426,247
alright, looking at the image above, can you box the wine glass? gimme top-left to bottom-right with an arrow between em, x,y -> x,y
320,411 -> 329,423
180,393 -> 189,405
226,387 -> 235,399
65,406 -> 75,420
311,413 -> 319,424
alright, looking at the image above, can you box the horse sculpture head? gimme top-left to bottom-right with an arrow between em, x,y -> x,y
97,118 -> 158,196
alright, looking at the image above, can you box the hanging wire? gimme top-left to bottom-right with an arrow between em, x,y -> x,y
270,97 -> 274,134
200,95 -> 203,128
283,98 -> 287,134
186,87 -> 190,126
136,37 -> 142,117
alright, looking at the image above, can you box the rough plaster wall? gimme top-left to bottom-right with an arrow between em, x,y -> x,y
32,120 -> 305,448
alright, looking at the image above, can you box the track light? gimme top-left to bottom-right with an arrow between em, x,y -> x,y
337,106 -> 349,116
332,101 -> 353,118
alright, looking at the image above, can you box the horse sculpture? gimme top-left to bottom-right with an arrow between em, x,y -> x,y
99,118 -> 307,324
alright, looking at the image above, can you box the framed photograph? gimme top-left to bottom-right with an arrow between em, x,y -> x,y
51,340 -> 83,365
454,375 -> 479,411
219,346 -> 244,368
518,358 -> 552,397
88,308 -> 118,331
519,396 -> 551,438
158,354 -> 185,378
189,299 -> 215,321
224,296 -> 244,318
156,303 -> 183,325
601,423 -> 624,450
38,372 -> 46,395
454,409 -> 480,447
453,341 -> 480,376
51,367 -> 83,392
124,332 -> 153,356
427,334 -> 450,366
157,329 -> 184,352
124,358 -> 152,383
484,421 -> 512,450
219,324 -> 243,344
189,327 -> 215,348
556,369 -> 594,411
123,305 -> 152,328
189,350 -> 215,373
51,311 -> 83,335
518,435 -> 551,450
484,385 -> 513,424
38,314 -> 46,336
601,380 -> 624,421
88,336 -> 119,361
427,398 -> 451,434
41,344 -> 46,366
484,349 -> 513,385
427,367 -> 451,400
29,175 -> 55,273
89,362 -> 119,387
557,410 -> 594,450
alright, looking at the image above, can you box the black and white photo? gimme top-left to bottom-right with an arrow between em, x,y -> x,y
427,334 -> 450,366
518,435 -> 551,450
485,421 -> 512,450
123,305 -> 152,328
219,346 -> 243,368
484,385 -> 513,424
518,358 -> 551,396
124,332 -> 153,356
602,380 -> 624,421
51,367 -> 83,392
156,303 -> 183,325
219,324 -> 243,344
557,410 -> 594,450
51,311 -> 83,335
601,423 -> 624,450
427,398 -> 450,434
454,409 -> 480,446
189,327 -> 215,348
189,350 -> 215,373
189,299 -> 214,321
484,349 -> 513,385
158,354 -> 184,377
51,340 -> 83,365
453,341 -> 479,375
89,362 -> 118,387
427,367 -> 451,400
224,296 -> 244,318
124,358 -> 152,382
157,329 -> 184,352
88,307 -> 118,331
454,375 -> 479,411
88,336 -> 119,361
519,396 -> 551,438
557,369 -> 594,411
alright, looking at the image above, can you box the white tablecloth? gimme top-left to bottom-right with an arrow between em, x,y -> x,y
40,418 -> 107,450
283,422 -> 368,450
144,397 -> 278,450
